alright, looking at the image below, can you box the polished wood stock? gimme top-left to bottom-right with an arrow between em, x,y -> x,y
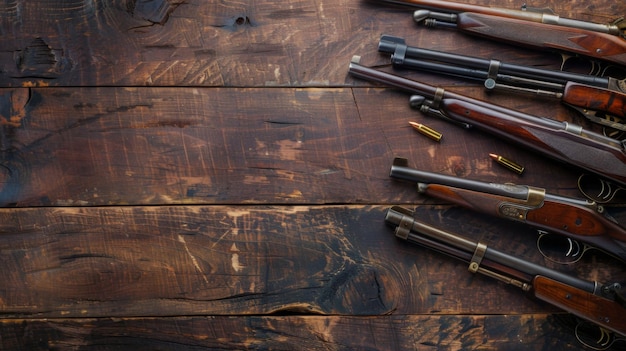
563,82 -> 626,119
534,276 -> 626,337
456,13 -> 626,66
424,184 -> 626,262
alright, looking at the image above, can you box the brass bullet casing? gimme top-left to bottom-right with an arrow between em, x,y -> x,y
409,121 -> 442,142
489,153 -> 525,174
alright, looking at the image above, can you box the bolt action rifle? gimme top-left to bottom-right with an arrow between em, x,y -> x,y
367,0 -> 626,67
378,35 -> 626,132
347,56 -> 626,188
389,157 -> 626,263
385,206 -> 626,349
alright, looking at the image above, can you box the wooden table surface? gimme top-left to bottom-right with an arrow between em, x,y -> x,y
1,0 -> 625,349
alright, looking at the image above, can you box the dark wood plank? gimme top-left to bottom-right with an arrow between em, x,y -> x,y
0,0 -> 621,87
0,86 -> 601,206
0,314 -> 601,351
1,0 -> 624,349
0,205 -> 622,318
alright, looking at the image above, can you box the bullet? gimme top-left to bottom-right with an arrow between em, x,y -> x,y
409,121 -> 442,142
490,153 -> 524,174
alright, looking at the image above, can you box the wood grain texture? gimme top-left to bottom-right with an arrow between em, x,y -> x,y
0,315 -> 604,350
0,205 -> 622,319
1,0 -> 625,349
0,0 -> 622,87
563,82 -> 626,119
0,86 -> 597,206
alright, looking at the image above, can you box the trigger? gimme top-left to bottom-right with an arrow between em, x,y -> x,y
559,53 -> 571,71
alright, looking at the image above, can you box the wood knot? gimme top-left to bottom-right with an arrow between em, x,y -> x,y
213,15 -> 256,31
16,38 -> 56,73
447,156 -> 468,177
235,16 -> 252,26
125,0 -> 183,25
14,38 -> 71,80
317,264 -> 393,315
452,163 -> 467,176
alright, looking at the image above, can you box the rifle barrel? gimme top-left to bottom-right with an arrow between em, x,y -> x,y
348,56 -> 578,131
385,206 -> 600,293
379,35 -> 612,88
389,158 -> 530,199
370,0 -> 622,36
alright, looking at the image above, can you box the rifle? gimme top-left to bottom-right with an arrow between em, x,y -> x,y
378,35 -> 626,132
347,55 -> 626,187
367,0 -> 626,67
384,206 -> 626,347
389,157 -> 626,263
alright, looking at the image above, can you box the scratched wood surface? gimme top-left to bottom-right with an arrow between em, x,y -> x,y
1,0 -> 625,350
0,86 -> 588,207
0,315 -> 599,350
1,205 -> 624,349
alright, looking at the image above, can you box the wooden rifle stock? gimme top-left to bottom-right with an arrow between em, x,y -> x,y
422,183 -> 626,262
563,82 -> 626,120
455,13 -> 626,66
440,98 -> 626,187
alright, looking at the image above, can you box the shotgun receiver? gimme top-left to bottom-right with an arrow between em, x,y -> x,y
367,0 -> 626,66
385,206 -> 626,347
379,35 -> 626,131
390,157 -> 626,263
348,56 -> 626,187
